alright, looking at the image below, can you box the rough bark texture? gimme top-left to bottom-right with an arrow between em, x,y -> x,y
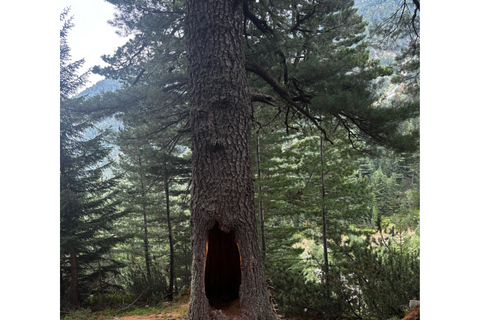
185,0 -> 278,319
255,132 -> 266,260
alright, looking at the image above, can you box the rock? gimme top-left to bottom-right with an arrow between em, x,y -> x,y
409,299 -> 420,310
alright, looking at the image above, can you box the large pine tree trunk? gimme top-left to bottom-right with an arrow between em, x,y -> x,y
185,0 -> 277,319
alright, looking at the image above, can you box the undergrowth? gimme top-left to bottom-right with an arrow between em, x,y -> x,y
62,291 -> 190,320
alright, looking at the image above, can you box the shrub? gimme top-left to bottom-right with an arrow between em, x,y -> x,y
335,230 -> 420,319
123,264 -> 169,301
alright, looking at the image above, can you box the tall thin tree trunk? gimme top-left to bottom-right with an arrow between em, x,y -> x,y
138,156 -> 152,281
141,201 -> 152,281
61,152 -> 80,309
69,248 -> 80,308
97,255 -> 105,301
255,131 -> 266,261
185,0 -> 278,318
164,158 -> 175,300
320,135 -> 330,297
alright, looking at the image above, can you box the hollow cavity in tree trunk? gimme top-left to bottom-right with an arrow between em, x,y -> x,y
205,222 -> 241,311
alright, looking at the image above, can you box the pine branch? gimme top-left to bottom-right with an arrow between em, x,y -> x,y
131,68 -> 146,86
412,0 -> 420,11
289,3 -> 320,33
245,61 -> 333,144
243,3 -> 274,35
251,92 -> 277,105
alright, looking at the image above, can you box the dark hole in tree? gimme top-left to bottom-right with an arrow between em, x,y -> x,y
205,222 -> 241,306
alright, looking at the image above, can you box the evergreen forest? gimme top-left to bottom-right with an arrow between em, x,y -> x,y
60,0 -> 420,319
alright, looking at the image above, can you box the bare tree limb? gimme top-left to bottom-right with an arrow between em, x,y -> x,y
251,92 -> 277,105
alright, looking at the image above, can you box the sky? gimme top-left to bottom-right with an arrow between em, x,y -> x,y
60,0 -> 131,86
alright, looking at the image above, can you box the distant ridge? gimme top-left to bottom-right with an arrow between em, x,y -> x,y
77,78 -> 122,98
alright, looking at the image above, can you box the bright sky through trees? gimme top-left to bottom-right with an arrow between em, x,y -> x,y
59,0 -> 130,85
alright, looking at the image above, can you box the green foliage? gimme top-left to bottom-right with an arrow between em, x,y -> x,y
77,79 -> 122,98
334,225 -> 420,319
253,109 -> 419,319
110,117 -> 191,297
123,263 -> 169,300
88,0 -> 419,155
367,0 -> 420,102
284,213 -> 420,320
268,266 -> 343,318
63,308 -> 97,320
366,148 -> 419,220
60,7 -> 89,101
60,8 -> 129,311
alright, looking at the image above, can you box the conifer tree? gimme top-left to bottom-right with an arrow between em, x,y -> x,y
114,118 -> 191,299
371,167 -> 389,215
252,118 -> 307,271
251,117 -> 374,316
60,8 -> 127,309
115,127 -> 160,282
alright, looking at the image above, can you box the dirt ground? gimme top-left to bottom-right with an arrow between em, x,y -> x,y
112,313 -> 186,320
101,296 -> 418,320
108,299 -> 308,320
209,298 -> 241,318
402,306 -> 419,320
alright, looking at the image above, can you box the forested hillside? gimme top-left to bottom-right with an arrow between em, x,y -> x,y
77,79 -> 122,98
60,0 -> 420,319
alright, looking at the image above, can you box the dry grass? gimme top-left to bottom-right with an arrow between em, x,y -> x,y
101,295 -> 189,320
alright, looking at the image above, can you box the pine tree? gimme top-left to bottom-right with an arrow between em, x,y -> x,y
250,119 -> 375,316
60,8 -> 127,309
114,119 -> 191,299
183,1 -> 278,318
251,116 -> 307,273
115,127 -> 160,283
371,167 -> 389,215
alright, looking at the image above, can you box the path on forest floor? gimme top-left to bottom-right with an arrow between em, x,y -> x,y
108,301 -> 188,320
105,298 -> 417,320
107,300 -> 305,320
